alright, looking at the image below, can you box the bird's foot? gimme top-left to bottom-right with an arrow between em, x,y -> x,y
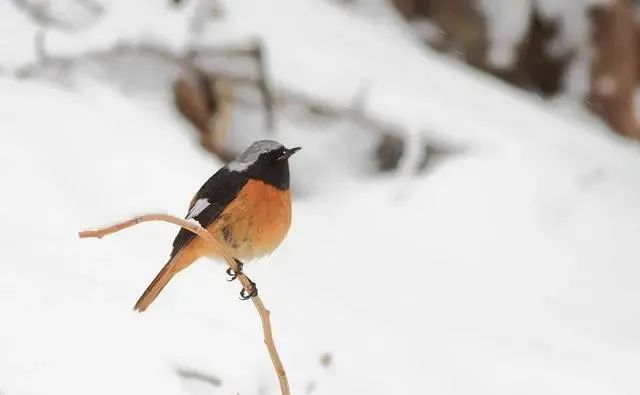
226,259 -> 244,282
225,259 -> 256,299
239,279 -> 258,300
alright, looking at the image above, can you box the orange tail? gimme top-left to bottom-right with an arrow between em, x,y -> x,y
133,248 -> 199,312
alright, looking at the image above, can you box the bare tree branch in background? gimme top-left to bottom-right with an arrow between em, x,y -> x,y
14,35 -> 448,170
34,30 -> 47,62
175,367 -> 222,387
277,89 -> 396,135
15,38 -> 276,161
171,40 -> 275,162
194,40 -> 276,132
252,42 -> 276,130
10,0 -> 104,31
15,41 -> 191,77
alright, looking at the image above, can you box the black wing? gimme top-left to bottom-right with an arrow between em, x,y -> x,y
170,168 -> 247,258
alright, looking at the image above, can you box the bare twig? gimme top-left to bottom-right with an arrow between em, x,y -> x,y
11,0 -> 74,30
14,38 -> 390,137
78,213 -> 290,395
250,41 -> 276,131
34,30 -> 47,63
175,367 -> 222,387
279,89 -> 399,135
190,40 -> 274,131
10,0 -> 104,31
76,0 -> 105,17
15,42 -> 195,78
15,38 -> 431,169
16,39 -> 277,133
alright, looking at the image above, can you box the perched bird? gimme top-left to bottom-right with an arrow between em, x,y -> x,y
134,140 -> 301,312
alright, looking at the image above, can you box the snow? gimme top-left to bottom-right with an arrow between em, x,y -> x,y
0,2 -> 39,69
44,0 -> 202,56
2,1 -> 640,395
480,0 -> 532,69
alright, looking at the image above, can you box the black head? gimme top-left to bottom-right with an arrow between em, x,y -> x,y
227,140 -> 301,190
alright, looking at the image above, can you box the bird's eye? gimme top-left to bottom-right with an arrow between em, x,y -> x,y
271,149 -> 285,163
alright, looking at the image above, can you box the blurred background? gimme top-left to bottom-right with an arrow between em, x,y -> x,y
1,0 -> 640,394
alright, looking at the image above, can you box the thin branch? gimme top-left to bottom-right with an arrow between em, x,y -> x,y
15,41 -> 269,78
76,0 -> 105,17
15,39 -> 276,133
34,30 -> 47,62
79,213 -> 290,395
278,89 -> 399,135
14,39 -> 390,137
175,367 -> 222,387
11,0 -> 75,31
200,71 -> 401,137
250,40 -> 276,131
15,42 -> 194,78
14,38 -> 421,166
11,0 -> 104,32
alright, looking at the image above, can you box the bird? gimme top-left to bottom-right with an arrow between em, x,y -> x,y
133,140 -> 301,312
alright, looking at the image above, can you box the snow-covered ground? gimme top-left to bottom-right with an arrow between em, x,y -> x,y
1,1 -> 640,394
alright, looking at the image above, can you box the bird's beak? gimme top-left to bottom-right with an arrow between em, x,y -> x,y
278,146 -> 301,161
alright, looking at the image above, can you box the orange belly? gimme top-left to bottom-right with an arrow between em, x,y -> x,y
191,179 -> 292,261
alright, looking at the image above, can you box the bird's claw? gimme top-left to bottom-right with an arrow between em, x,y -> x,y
224,259 -> 255,299
226,267 -> 238,282
239,280 -> 258,300
226,259 -> 244,282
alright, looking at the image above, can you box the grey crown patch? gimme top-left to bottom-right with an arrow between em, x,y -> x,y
227,140 -> 284,172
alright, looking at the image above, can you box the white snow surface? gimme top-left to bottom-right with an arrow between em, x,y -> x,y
2,1 -> 640,395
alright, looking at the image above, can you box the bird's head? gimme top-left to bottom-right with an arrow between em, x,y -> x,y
227,140 -> 301,189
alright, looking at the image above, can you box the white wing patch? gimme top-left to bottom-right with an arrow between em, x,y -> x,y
187,198 -> 210,219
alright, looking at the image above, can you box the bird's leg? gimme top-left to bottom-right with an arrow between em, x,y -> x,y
239,277 -> 258,300
226,258 -> 244,281
225,258 -> 257,299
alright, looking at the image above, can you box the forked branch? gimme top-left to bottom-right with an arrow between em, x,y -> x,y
78,213 -> 290,395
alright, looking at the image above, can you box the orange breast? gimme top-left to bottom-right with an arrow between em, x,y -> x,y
202,179 -> 292,261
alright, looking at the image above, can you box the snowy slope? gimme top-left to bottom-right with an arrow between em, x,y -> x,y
2,1 -> 640,395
